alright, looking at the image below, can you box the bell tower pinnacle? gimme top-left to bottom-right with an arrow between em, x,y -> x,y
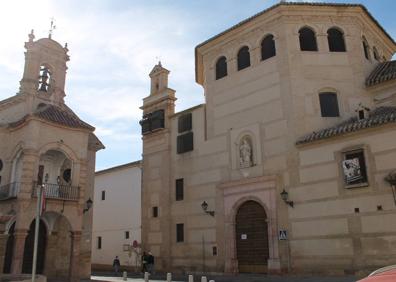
19,29 -> 70,106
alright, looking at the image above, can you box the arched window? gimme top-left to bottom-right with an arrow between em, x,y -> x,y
319,92 -> 340,117
362,37 -> 370,60
299,27 -> 318,51
373,47 -> 380,61
237,46 -> 251,71
261,34 -> 276,60
215,56 -> 227,80
38,65 -> 51,92
327,28 -> 346,52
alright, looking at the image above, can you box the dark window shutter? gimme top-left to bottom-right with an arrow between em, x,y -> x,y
101,190 -> 106,201
178,113 -> 192,133
319,93 -> 340,117
176,223 -> 184,242
97,237 -> 102,249
216,57 -> 227,80
237,46 -> 251,70
177,132 -> 194,154
261,34 -> 276,60
299,27 -> 318,51
176,178 -> 184,201
151,110 -> 165,130
327,28 -> 346,52
153,206 -> 158,218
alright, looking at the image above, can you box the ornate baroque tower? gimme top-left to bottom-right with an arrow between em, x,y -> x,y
140,62 -> 176,270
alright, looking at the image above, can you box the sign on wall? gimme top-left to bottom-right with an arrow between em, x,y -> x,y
241,234 -> 247,240
279,230 -> 287,240
342,158 -> 362,184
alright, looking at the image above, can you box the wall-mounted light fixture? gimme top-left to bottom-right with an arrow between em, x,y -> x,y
280,189 -> 294,208
385,171 -> 396,206
201,201 -> 215,217
83,198 -> 93,214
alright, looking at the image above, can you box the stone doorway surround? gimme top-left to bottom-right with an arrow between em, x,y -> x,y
220,175 -> 280,274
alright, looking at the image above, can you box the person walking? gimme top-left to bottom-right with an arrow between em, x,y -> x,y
141,251 -> 148,273
147,252 -> 155,274
113,256 -> 121,275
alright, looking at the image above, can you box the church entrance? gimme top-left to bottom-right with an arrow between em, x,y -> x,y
22,219 -> 47,274
3,222 -> 15,273
235,200 -> 269,273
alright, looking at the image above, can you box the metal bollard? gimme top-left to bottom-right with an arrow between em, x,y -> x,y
123,271 -> 127,281
167,272 -> 172,282
144,272 -> 149,282
201,276 -> 207,282
188,274 -> 194,282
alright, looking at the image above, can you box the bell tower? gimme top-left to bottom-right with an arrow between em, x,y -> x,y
18,29 -> 70,105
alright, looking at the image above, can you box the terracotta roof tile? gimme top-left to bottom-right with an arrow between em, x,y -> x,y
366,60 -> 396,87
9,104 -> 94,131
296,106 -> 396,145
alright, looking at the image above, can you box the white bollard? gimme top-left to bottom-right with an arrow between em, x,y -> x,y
123,271 -> 128,281
201,276 -> 207,282
209,280 -> 215,282
167,272 -> 172,282
188,274 -> 194,282
144,272 -> 149,282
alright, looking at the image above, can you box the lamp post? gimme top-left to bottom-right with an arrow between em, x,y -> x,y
280,189 -> 294,208
385,171 -> 396,206
201,201 -> 215,217
32,184 -> 44,282
83,198 -> 93,213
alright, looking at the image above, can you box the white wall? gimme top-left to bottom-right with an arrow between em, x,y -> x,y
92,162 -> 141,268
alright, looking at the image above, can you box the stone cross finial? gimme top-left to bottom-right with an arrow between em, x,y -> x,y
48,17 -> 56,39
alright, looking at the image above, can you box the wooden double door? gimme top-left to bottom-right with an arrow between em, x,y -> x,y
236,200 -> 269,273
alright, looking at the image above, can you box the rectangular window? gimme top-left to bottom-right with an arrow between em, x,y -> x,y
176,223 -> 184,243
176,178 -> 184,201
125,231 -> 130,239
97,236 -> 102,249
319,92 -> 340,117
177,132 -> 194,154
342,149 -> 368,186
178,113 -> 192,133
101,190 -> 106,201
153,206 -> 158,218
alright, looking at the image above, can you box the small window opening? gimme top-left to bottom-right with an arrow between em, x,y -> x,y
377,205 -> 383,211
176,223 -> 184,242
319,92 -> 340,117
354,208 -> 360,213
237,46 -> 251,71
38,66 -> 51,92
125,231 -> 130,239
153,206 -> 159,218
176,178 -> 184,201
358,110 -> 365,120
261,34 -> 276,60
362,38 -> 370,60
215,56 -> 227,80
101,190 -> 106,201
97,236 -> 102,249
299,27 -> 318,51
342,149 -> 368,186
327,28 -> 346,52
373,47 -> 380,61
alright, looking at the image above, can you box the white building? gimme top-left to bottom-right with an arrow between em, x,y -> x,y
92,161 -> 142,271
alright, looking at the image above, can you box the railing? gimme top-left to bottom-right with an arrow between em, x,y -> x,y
0,182 -> 20,200
32,182 -> 80,201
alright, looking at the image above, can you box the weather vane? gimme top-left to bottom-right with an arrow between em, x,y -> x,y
49,17 -> 56,39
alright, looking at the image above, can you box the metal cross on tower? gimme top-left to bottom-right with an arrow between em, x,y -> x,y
49,17 -> 56,39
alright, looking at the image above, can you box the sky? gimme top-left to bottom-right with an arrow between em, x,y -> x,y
0,0 -> 395,170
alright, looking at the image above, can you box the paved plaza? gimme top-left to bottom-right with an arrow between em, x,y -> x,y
90,273 -> 358,282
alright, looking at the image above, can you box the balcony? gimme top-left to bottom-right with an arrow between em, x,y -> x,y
0,182 -> 20,200
32,182 -> 80,201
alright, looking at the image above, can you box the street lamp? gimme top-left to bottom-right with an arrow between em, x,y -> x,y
385,171 -> 396,206
83,198 -> 93,213
201,201 -> 215,217
280,189 -> 294,208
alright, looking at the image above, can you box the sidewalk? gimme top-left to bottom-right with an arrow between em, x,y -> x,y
90,272 -> 358,282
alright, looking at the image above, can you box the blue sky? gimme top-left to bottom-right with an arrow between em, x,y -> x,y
0,0 -> 395,170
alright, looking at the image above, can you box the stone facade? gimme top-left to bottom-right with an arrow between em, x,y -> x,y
141,3 -> 396,276
0,31 -> 103,281
92,161 -> 142,272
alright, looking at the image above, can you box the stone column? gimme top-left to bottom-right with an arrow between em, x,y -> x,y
0,233 -> 9,274
69,231 -> 82,282
11,229 -> 28,274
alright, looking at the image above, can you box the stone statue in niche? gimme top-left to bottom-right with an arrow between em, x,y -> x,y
239,138 -> 253,168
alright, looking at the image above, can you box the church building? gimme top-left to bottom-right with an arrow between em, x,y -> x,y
141,2 -> 396,275
0,31 -> 103,281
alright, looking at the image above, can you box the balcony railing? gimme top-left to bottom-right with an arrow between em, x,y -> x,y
0,182 -> 20,200
32,182 -> 80,201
